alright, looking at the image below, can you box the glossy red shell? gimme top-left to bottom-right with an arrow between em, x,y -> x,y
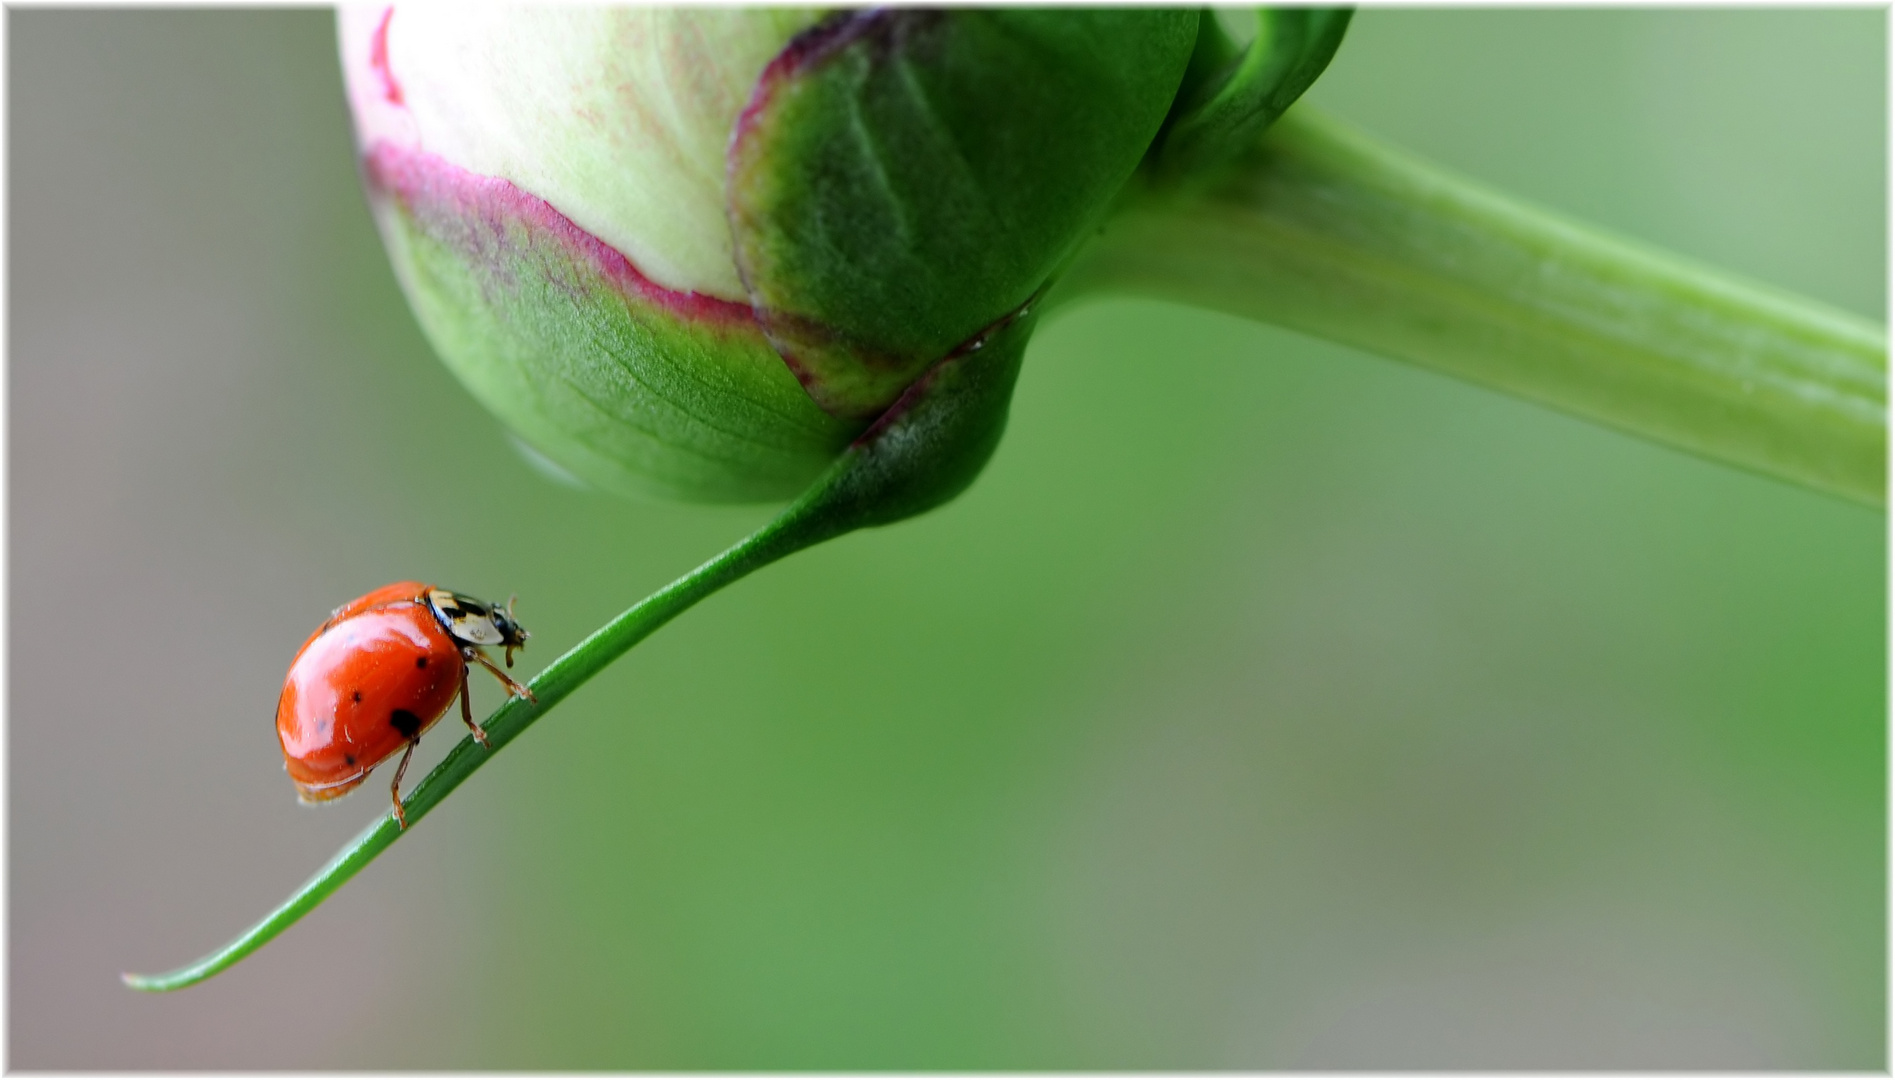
277,581 -> 464,802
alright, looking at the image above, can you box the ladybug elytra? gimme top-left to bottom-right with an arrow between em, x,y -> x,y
276,581 -> 534,828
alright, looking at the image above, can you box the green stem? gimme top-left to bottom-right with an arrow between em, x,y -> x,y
1064,107 -> 1888,506
122,483 -> 844,993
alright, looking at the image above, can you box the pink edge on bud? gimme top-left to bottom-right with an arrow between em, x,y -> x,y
730,10 -> 876,146
363,141 -> 758,330
368,8 -> 404,106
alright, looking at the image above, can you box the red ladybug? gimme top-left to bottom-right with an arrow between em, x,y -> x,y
276,581 -> 534,828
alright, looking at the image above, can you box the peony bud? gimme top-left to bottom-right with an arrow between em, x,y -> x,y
342,8 -> 1336,507
341,7 -> 1197,502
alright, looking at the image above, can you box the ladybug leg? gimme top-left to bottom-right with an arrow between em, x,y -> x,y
389,738 -> 420,830
459,665 -> 491,749
466,646 -> 537,703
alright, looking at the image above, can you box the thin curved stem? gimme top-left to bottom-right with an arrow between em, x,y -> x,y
1063,107 -> 1888,506
122,484 -> 843,992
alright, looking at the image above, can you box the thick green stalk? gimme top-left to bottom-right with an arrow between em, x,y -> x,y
1065,107 -> 1887,505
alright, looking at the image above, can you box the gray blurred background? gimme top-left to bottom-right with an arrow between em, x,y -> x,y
11,9 -> 1885,1069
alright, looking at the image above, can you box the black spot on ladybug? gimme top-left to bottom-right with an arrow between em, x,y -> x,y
415,656 -> 428,669
390,708 -> 423,740
345,753 -> 356,766
352,690 -> 363,703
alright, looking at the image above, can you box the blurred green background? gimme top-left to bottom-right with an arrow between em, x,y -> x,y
11,8 -> 1883,1069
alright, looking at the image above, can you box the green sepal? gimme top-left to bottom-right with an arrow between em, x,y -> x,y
727,9 -> 1198,419
1154,7 -> 1353,179
781,300 -> 1041,543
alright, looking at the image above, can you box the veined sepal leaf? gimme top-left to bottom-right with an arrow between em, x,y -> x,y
727,8 -> 1198,419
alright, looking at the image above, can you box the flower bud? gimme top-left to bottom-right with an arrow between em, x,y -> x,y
343,7 -> 848,501
341,8 -> 1322,505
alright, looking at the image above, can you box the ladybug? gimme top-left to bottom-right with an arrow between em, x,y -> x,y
276,581 -> 534,828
